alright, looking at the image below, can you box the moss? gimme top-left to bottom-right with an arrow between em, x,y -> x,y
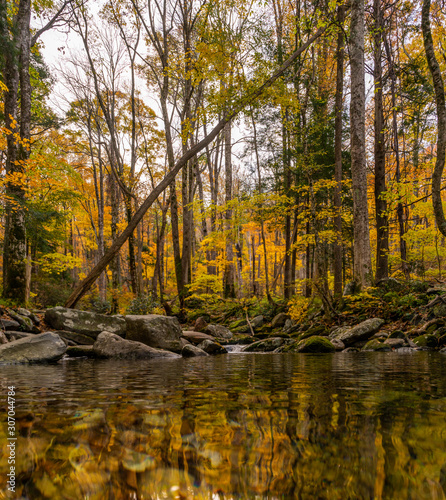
362,339 -> 391,352
228,319 -> 247,330
296,336 -> 335,353
413,334 -> 438,348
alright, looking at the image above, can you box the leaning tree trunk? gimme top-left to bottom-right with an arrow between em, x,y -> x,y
422,0 -> 446,237
350,0 -> 372,289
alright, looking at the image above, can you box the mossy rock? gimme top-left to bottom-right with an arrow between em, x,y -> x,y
413,334 -> 438,348
388,330 -> 405,339
362,339 -> 391,352
296,336 -> 335,353
228,319 -> 247,330
268,333 -> 291,339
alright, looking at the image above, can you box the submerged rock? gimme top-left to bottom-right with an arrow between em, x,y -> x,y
45,307 -> 126,339
125,315 -> 183,352
94,331 -> 180,359
0,332 -> 66,364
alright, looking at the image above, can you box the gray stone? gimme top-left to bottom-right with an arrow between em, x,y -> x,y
182,331 -> 215,345
7,310 -> 39,333
271,313 -> 290,328
182,344 -> 209,357
205,324 -> 233,339
0,331 -> 7,344
334,318 -> 385,347
4,331 -> 32,341
197,339 -> 227,354
17,307 -> 31,317
329,326 -> 351,339
54,330 -> 96,345
330,338 -> 345,351
242,337 -> 286,352
383,338 -> 405,348
193,317 -> 208,332
0,332 -> 66,364
45,307 -> 126,339
125,315 -> 183,352
251,315 -> 264,328
94,331 -> 181,359
0,319 -> 20,330
66,345 -> 96,358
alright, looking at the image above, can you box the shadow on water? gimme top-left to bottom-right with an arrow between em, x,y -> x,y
1,352 -> 446,499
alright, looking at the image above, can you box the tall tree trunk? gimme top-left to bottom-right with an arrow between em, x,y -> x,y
223,120 -> 235,298
422,0 -> 446,237
333,4 -> 345,298
1,0 -> 31,302
373,0 -> 389,281
350,0 -> 372,289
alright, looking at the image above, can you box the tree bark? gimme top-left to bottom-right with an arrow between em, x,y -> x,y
333,4 -> 345,298
373,0 -> 389,281
350,0 -> 372,289
422,0 -> 446,237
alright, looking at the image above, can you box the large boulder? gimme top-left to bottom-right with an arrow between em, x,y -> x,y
204,324 -> 233,339
331,318 -> 385,347
93,331 -> 180,359
125,315 -> 183,352
0,332 -> 66,364
45,307 -> 126,339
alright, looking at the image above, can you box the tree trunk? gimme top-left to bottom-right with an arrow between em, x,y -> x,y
223,120 -> 235,298
350,0 -> 372,289
373,0 -> 389,281
422,0 -> 446,237
333,4 -> 345,298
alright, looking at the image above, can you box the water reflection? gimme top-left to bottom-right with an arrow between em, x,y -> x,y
1,353 -> 446,499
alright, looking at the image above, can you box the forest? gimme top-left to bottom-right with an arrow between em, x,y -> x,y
1,0 -> 446,319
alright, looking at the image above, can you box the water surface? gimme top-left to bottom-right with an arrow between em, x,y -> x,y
1,352 -> 446,499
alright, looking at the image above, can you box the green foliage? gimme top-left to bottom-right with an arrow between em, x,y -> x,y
126,294 -> 157,315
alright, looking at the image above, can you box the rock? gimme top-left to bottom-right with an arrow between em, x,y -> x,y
333,318 -> 385,347
388,330 -> 405,339
383,338 -> 405,349
193,317 -> 209,332
375,277 -> 402,291
94,331 -> 180,359
125,315 -> 183,352
7,310 -> 39,333
413,334 -> 438,348
205,324 -> 233,339
330,338 -> 345,351
362,339 -> 391,352
0,319 -> 20,330
197,339 -> 227,355
271,313 -> 290,328
4,331 -> 32,342
0,332 -> 66,364
396,347 -> 416,353
251,315 -> 264,329
0,331 -> 8,344
182,344 -> 209,357
66,345 -> 96,358
296,336 -> 335,353
242,337 -> 286,352
17,308 -> 40,325
342,347 -> 360,353
299,325 -> 329,341
329,326 -> 350,339
228,319 -> 247,331
182,331 -> 215,345
45,307 -> 126,339
55,330 -> 96,345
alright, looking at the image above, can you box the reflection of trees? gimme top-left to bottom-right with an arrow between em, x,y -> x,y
1,355 -> 446,498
